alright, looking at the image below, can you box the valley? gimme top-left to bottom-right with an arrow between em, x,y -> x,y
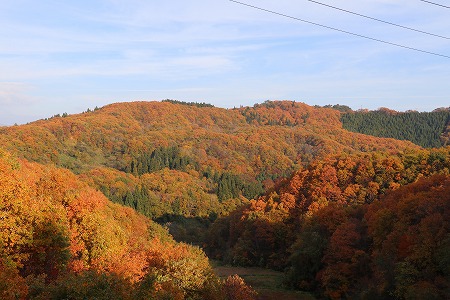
0,100 -> 449,299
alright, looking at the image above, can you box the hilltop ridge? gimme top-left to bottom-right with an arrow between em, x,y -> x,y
0,100 -> 419,172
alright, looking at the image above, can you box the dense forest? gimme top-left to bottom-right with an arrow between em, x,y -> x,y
1,100 -> 449,299
0,149 -> 257,299
206,148 -> 450,298
341,107 -> 450,148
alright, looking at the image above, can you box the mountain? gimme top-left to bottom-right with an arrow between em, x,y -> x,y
0,100 -> 419,173
1,100 -> 449,299
0,101 -> 420,220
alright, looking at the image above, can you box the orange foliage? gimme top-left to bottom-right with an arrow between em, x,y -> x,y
0,100 -> 447,298
0,101 -> 419,179
0,149 -> 226,298
207,148 -> 450,283
0,258 -> 28,300
223,275 -> 257,300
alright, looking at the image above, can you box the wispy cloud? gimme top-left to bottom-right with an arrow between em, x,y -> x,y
0,82 -> 36,105
0,0 -> 449,124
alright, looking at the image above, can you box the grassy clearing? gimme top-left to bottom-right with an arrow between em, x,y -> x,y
212,262 -> 315,300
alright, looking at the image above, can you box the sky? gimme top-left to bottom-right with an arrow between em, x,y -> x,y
1,0 -> 449,125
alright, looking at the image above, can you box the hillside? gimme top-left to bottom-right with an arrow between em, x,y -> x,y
341,107 -> 450,148
1,100 -> 449,299
0,101 -> 419,173
206,149 -> 450,298
0,101 -> 420,221
0,149 -> 258,299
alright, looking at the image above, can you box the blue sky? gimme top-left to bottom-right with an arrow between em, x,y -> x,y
1,0 -> 449,125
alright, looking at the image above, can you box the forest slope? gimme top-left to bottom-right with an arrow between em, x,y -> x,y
0,101 -> 421,220
1,100 -> 449,299
0,101 -> 419,175
341,107 -> 450,148
206,149 -> 450,298
0,149 -> 257,299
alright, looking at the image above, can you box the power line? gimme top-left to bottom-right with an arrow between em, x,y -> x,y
305,0 -> 449,40
229,0 -> 450,59
419,0 -> 450,9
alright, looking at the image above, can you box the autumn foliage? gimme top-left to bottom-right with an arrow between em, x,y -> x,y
0,149 -> 255,299
1,100 -> 448,299
207,151 -> 449,298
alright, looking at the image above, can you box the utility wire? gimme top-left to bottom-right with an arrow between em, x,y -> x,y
419,0 -> 450,9
229,0 -> 450,59
305,0 -> 449,40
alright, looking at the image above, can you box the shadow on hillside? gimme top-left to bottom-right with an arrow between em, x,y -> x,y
154,213 -> 216,247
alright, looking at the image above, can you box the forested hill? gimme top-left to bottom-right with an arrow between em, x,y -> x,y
0,100 -> 418,174
207,149 -> 450,298
1,100 -> 449,299
341,107 -> 450,148
0,149 -> 258,299
0,100 -> 420,221
0,100 -> 420,182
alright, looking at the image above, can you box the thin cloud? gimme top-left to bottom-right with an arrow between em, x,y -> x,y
0,0 -> 449,124
0,82 -> 37,105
